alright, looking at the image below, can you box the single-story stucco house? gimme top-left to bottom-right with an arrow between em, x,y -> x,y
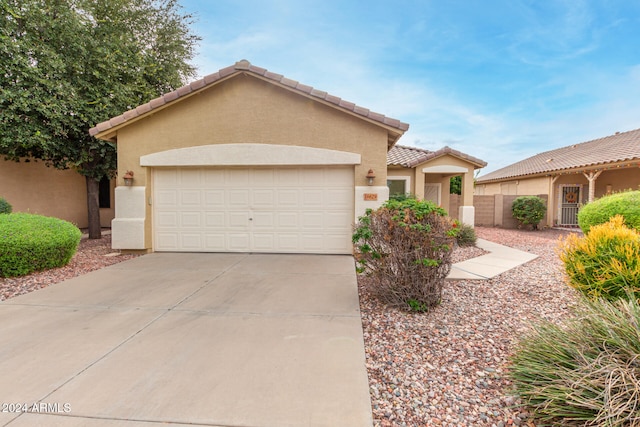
1,60 -> 485,249
476,128 -> 640,228
387,145 -> 487,223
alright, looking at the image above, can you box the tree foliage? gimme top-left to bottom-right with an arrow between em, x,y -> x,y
0,0 -> 199,237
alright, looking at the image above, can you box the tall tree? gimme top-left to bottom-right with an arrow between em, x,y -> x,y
0,0 -> 199,238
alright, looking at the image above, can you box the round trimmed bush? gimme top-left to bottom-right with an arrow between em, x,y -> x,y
0,213 -> 82,277
512,196 -> 546,229
578,190 -> 640,234
0,197 -> 11,214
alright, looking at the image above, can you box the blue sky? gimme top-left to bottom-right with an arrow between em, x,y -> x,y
179,0 -> 640,175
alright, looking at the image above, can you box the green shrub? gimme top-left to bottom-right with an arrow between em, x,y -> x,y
578,189 -> 640,234
0,213 -> 81,277
511,196 -> 546,229
510,295 -> 640,426
454,222 -> 477,246
0,197 -> 11,214
352,198 -> 456,312
558,215 -> 640,302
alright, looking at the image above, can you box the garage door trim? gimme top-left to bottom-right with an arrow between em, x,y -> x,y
141,143 -> 361,167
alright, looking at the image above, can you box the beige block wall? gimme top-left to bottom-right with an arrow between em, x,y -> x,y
116,75 -> 389,188
0,158 -> 115,228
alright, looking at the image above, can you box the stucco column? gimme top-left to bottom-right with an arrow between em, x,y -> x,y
414,168 -> 425,199
548,175 -> 559,227
583,170 -> 603,202
458,171 -> 475,227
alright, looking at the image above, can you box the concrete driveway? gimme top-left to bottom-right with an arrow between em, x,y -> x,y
0,253 -> 372,427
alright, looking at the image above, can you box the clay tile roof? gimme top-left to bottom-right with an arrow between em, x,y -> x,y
477,128 -> 640,182
89,60 -> 409,138
387,145 -> 487,169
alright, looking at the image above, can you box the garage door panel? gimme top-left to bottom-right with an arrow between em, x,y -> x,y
204,234 -> 226,251
204,190 -> 225,206
277,169 -> 300,185
252,189 -> 276,207
155,233 -> 178,250
301,235 -> 323,251
326,189 -> 352,206
156,190 -> 178,207
228,212 -> 250,227
154,166 -> 353,253
156,212 -> 178,227
227,169 -> 250,186
252,169 -> 275,186
180,190 -> 201,206
155,168 -> 178,187
252,212 -> 274,228
301,212 -> 323,228
180,234 -> 202,250
325,212 -> 352,229
252,233 -> 275,250
203,169 -> 225,186
228,190 -> 250,206
277,190 -> 300,206
205,212 -> 225,227
277,212 -> 299,228
228,233 -> 250,250
302,190 -> 324,207
180,212 -> 202,227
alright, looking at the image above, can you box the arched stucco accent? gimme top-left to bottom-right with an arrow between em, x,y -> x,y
421,165 -> 469,174
140,143 -> 361,166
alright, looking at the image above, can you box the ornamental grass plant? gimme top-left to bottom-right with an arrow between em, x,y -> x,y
510,295 -> 640,427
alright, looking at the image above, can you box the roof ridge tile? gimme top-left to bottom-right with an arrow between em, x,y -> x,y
89,59 -> 409,137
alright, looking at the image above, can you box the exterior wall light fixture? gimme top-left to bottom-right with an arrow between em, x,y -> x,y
123,170 -> 134,186
366,169 -> 376,186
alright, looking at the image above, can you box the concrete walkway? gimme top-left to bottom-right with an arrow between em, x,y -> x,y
447,238 -> 538,280
0,254 -> 372,427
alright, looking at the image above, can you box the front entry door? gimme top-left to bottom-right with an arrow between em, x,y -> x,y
559,185 -> 581,226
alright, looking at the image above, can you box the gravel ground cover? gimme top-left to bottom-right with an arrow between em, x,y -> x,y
1,227 -> 582,426
361,226 -> 582,427
0,234 -> 138,301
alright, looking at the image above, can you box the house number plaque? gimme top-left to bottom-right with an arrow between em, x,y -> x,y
363,193 -> 378,201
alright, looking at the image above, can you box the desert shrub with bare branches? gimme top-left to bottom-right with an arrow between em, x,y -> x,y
353,198 -> 457,311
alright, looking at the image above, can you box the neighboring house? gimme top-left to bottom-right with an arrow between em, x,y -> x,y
0,158 -> 114,228
89,60 -> 409,254
387,145 -> 487,224
476,128 -> 640,228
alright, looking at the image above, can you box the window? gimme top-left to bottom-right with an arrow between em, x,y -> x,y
387,177 -> 410,197
99,177 -> 111,209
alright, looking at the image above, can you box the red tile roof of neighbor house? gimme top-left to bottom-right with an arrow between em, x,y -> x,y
89,60 -> 410,139
476,128 -> 640,183
387,144 -> 487,168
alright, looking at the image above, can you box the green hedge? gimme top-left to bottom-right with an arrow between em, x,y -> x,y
0,197 -> 11,214
511,196 -> 546,229
578,190 -> 640,234
0,213 -> 82,277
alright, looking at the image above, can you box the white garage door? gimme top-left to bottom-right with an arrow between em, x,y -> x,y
153,166 -> 354,254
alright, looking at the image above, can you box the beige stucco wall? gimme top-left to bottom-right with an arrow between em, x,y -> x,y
0,158 -> 115,228
116,75 -> 388,187
112,74 -> 393,250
